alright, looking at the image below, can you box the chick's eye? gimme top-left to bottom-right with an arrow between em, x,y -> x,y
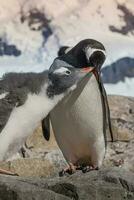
65,70 -> 71,75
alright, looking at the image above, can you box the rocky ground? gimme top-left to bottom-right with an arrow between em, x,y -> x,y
0,95 -> 134,199
0,167 -> 134,200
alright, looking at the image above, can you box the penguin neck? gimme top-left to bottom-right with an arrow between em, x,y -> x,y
38,82 -> 65,117
61,73 -> 91,106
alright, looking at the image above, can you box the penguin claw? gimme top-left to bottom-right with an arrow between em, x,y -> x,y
82,166 -> 99,173
59,169 -> 65,177
59,163 -> 76,177
82,166 -> 89,173
59,164 -> 99,176
59,168 -> 75,177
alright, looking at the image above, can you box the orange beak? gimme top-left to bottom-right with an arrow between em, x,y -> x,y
81,67 -> 94,73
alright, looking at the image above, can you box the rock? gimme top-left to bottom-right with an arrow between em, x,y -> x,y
108,95 -> 134,141
0,168 -> 134,200
0,38 -> 21,57
0,149 -> 67,178
0,177 -> 70,200
102,57 -> 134,84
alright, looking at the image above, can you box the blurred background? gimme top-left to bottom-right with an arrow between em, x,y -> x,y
0,0 -> 134,96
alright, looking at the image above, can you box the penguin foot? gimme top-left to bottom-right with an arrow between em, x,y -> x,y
0,168 -> 19,176
82,165 -> 99,173
59,163 -> 76,177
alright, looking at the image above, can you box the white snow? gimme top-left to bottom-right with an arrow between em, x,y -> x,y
0,0 -> 134,96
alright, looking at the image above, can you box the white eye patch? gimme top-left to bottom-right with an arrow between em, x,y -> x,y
54,67 -> 71,75
85,47 -> 106,60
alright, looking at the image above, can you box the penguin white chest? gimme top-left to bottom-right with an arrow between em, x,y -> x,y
51,75 -> 106,167
0,93 -> 57,161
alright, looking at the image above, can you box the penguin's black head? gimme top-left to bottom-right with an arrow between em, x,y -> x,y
58,39 -> 106,71
87,50 -> 106,70
47,58 -> 91,98
58,46 -> 70,56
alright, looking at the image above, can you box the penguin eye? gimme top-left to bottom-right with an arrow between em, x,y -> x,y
65,70 -> 71,76
53,67 -> 71,76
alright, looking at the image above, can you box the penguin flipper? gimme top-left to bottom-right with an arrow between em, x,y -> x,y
41,114 -> 50,141
98,77 -> 114,142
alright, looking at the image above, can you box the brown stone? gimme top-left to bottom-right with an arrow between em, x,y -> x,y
108,95 -> 134,141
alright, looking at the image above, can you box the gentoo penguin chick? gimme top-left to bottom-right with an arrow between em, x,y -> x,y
0,64 -> 90,176
42,39 -> 113,175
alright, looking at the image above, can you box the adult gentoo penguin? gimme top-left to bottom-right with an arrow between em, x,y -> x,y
42,39 -> 113,175
0,63 -> 90,175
